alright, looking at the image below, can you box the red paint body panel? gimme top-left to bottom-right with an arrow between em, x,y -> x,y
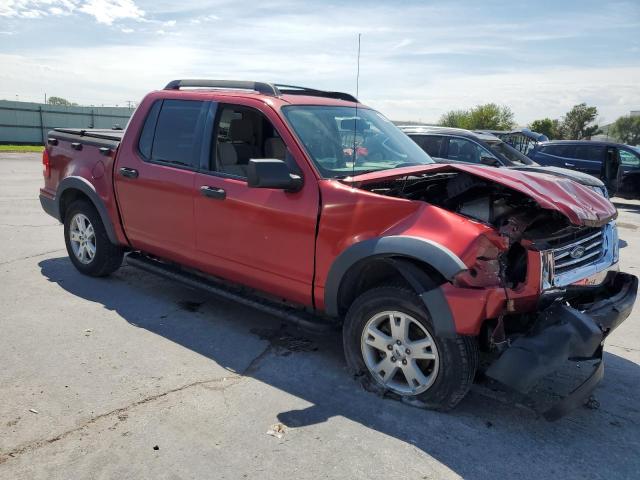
41,140 -> 128,245
42,87 -> 617,337
348,163 -> 617,227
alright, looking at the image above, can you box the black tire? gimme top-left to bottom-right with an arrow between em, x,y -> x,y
343,285 -> 478,411
63,199 -> 123,277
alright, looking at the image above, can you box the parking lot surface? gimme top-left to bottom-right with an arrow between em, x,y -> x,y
1,152 -> 639,479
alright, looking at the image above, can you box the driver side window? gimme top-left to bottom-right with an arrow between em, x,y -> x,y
211,105 -> 291,178
620,149 -> 640,167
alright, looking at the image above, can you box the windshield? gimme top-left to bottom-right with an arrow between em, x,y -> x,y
282,105 -> 434,178
487,140 -> 536,165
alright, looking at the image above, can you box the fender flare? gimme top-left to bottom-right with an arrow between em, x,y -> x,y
323,236 -> 466,337
56,176 -> 118,244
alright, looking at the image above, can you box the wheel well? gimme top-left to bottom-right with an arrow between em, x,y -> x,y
59,189 -> 91,223
336,256 -> 446,317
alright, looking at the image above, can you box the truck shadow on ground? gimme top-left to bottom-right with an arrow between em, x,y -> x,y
39,257 -> 640,480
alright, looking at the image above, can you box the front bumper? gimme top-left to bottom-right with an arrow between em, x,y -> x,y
486,271 -> 637,420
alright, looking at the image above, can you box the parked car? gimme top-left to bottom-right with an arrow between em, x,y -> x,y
530,140 -> 640,199
399,126 -> 609,196
477,129 -> 549,155
40,80 -> 636,419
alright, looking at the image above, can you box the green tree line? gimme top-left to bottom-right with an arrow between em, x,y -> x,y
439,102 -> 639,144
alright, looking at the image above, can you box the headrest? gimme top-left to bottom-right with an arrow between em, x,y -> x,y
230,118 -> 254,142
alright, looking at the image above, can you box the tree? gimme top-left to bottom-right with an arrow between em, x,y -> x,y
438,103 -> 516,130
529,118 -> 563,140
610,115 -> 640,145
47,96 -> 77,106
468,103 -> 515,130
438,109 -> 472,129
561,103 -> 600,139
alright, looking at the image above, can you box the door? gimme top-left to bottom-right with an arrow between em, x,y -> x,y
573,144 -> 605,176
617,148 -> 640,198
114,99 -> 209,263
192,101 -> 320,306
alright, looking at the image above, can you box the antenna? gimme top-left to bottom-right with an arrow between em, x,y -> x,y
351,33 -> 361,180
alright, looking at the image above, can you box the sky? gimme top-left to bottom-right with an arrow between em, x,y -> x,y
0,0 -> 639,125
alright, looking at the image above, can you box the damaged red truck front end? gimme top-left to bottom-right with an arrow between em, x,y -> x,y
337,163 -> 636,418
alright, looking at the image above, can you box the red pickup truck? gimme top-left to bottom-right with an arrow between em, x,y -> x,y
40,80 -> 637,419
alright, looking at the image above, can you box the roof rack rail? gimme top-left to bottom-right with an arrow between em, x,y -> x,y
273,84 -> 358,102
163,79 -> 358,102
164,79 -> 279,96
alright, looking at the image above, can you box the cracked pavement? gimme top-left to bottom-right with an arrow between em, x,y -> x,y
1,153 -> 640,479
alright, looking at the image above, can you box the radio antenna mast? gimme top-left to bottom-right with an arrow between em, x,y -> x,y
351,33 -> 361,180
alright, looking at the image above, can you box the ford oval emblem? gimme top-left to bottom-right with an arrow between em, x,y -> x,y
569,245 -> 586,259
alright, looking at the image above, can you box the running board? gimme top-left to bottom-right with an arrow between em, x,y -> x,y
125,252 -> 336,332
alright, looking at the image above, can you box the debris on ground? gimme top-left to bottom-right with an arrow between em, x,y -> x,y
266,423 -> 286,439
84,329 -> 92,336
250,328 -> 317,356
584,396 -> 600,410
153,445 -> 159,451
29,408 -> 38,414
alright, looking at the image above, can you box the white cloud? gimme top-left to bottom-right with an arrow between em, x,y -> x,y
78,0 -> 144,25
0,0 -> 76,18
0,0 -> 144,24
1,1 -> 638,122
189,14 -> 219,24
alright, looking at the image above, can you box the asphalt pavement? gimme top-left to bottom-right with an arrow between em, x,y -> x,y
1,152 -> 639,479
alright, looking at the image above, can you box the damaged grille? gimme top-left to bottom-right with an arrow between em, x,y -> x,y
552,228 -> 605,275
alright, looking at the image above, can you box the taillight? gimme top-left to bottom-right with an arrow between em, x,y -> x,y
42,149 -> 51,178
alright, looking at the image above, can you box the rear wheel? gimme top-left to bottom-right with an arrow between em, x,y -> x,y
343,285 -> 478,411
64,199 -> 123,277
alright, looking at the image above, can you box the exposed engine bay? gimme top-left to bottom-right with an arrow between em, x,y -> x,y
358,171 -> 600,289
362,172 -> 573,235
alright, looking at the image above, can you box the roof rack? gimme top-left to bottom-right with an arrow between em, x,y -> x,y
163,79 -> 358,102
164,79 -> 278,96
273,84 -> 358,102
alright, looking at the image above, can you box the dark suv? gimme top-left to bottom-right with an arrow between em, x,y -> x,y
399,126 -> 608,196
529,140 -> 640,199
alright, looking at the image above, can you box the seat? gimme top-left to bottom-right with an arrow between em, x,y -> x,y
264,137 -> 286,160
218,143 -> 247,177
229,118 -> 259,163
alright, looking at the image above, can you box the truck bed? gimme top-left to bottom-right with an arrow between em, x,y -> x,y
49,128 -> 123,149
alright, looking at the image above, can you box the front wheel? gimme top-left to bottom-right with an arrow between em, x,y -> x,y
343,285 -> 478,411
63,199 -> 123,277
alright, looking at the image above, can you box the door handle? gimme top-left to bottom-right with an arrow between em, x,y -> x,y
200,186 -> 226,200
564,162 -> 575,167
119,167 -> 139,179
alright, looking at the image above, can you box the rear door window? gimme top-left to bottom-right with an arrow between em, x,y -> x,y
149,100 -> 208,168
543,144 -> 575,158
574,145 -> 604,162
412,135 -> 444,157
137,100 -> 162,159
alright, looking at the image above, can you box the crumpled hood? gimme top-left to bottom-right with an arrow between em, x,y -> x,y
347,164 -> 617,227
508,165 -> 605,188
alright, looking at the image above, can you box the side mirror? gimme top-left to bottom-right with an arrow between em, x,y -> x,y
480,156 -> 501,167
247,159 -> 303,192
